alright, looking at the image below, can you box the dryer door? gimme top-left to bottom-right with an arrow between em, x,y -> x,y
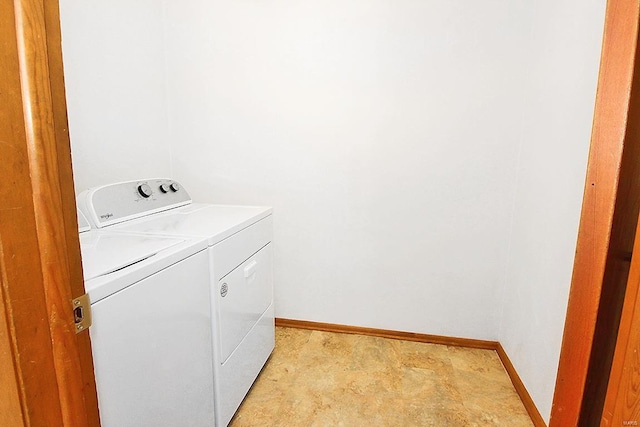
216,243 -> 273,363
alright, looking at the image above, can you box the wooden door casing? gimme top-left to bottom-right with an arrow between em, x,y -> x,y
42,0 -> 101,422
551,0 -> 640,425
603,208 -> 640,425
0,0 -> 99,425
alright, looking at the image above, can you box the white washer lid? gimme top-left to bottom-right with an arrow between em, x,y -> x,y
80,232 -> 184,280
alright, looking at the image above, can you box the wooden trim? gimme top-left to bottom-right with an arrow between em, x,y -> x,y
0,0 -> 99,425
0,258 -> 26,427
601,214 -> 640,423
550,0 -> 640,425
1,1 -> 65,424
275,318 -> 498,350
14,0 -> 91,425
42,1 -> 100,424
495,343 -> 547,427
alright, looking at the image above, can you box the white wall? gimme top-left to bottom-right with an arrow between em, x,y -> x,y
59,0 -> 172,192
162,0 -> 530,340
498,0 -> 606,420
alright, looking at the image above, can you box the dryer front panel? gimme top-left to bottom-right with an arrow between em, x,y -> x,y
216,243 -> 273,363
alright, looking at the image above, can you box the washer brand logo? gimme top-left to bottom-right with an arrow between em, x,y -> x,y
220,283 -> 228,297
100,213 -> 114,220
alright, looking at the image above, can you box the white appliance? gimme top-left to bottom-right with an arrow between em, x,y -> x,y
77,210 -> 216,426
78,178 -> 275,427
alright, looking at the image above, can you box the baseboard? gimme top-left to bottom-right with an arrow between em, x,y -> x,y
275,318 -> 547,426
495,343 -> 547,427
275,318 -> 498,349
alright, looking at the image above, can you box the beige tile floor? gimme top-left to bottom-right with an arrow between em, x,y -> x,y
230,327 -> 535,427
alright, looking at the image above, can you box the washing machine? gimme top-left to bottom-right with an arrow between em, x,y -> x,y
77,209 -> 215,426
78,179 -> 275,427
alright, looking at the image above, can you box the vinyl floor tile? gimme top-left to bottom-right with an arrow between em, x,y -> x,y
229,327 -> 534,427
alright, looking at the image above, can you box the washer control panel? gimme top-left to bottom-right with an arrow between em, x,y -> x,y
78,178 -> 192,228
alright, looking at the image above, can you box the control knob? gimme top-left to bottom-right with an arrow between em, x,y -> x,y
169,182 -> 180,192
137,183 -> 153,198
159,183 -> 170,193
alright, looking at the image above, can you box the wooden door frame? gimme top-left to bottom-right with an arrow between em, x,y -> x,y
551,0 -> 640,425
601,194 -> 640,424
1,0 -> 99,425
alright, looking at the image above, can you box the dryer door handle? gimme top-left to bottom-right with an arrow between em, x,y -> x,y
244,260 -> 258,278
